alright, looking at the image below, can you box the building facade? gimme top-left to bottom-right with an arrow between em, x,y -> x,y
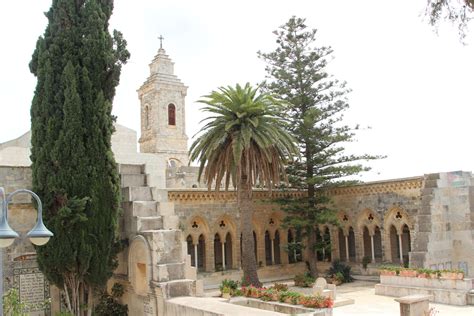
0,45 -> 473,314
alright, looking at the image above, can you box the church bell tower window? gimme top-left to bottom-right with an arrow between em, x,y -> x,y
145,105 -> 150,129
168,104 -> 176,126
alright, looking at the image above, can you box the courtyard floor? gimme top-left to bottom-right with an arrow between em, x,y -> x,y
205,278 -> 474,315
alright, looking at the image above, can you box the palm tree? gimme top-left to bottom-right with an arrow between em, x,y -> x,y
189,83 -> 297,286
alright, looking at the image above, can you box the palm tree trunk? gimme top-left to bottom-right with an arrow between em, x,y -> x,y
239,175 -> 262,287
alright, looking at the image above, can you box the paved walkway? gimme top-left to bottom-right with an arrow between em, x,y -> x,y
204,279 -> 474,315
334,288 -> 474,316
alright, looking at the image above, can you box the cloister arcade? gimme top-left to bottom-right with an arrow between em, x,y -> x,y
184,207 -> 414,273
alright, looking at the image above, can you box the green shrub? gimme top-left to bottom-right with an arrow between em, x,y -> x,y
271,282 -> 288,292
219,279 -> 239,293
327,259 -> 354,283
294,272 -> 315,287
362,256 -> 371,269
94,283 -> 128,316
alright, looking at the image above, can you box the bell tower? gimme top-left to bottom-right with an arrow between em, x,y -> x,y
138,40 -> 189,166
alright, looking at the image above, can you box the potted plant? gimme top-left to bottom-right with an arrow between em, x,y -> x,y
379,266 -> 399,276
221,286 -> 231,299
399,268 -> 418,277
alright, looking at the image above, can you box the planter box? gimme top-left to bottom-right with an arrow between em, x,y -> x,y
399,270 -> 418,277
380,270 -> 397,276
230,297 -> 332,316
375,275 -> 474,306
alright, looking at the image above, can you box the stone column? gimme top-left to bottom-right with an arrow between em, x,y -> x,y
271,238 -> 275,265
345,235 -> 349,262
370,234 -> 375,263
398,234 -> 403,265
207,237 -> 215,272
194,243 -> 198,268
221,242 -> 226,270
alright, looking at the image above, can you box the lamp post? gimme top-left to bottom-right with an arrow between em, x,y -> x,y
0,187 -> 53,316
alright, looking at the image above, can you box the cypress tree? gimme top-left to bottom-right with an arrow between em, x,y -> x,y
259,17 -> 382,277
29,1 -> 129,314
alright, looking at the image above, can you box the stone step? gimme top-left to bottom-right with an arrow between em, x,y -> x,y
137,216 -> 163,231
160,279 -> 196,299
121,174 -> 147,187
156,262 -> 185,282
122,201 -> 158,217
119,164 -> 143,175
142,230 -> 184,264
122,187 -> 153,201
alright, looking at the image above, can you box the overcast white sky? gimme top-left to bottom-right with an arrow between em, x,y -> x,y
1,0 -> 473,182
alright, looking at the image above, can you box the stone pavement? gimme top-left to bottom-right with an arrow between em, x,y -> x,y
204,279 -> 474,315
334,287 -> 474,316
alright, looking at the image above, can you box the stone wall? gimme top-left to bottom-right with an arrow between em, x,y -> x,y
414,171 -> 474,276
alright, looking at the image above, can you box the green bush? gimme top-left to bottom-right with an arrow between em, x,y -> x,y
327,259 -> 354,283
219,279 -> 239,293
362,256 -> 371,269
294,272 -> 315,287
271,282 -> 288,292
94,283 -> 128,316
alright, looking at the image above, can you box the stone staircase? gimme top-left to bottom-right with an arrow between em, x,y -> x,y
119,164 -> 198,305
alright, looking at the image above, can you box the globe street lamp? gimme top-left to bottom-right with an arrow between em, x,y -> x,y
0,187 -> 53,316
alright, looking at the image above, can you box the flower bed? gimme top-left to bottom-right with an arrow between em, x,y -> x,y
239,284 -> 334,309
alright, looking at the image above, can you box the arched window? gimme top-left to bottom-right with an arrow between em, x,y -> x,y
168,104 -> 176,126
144,105 -> 150,129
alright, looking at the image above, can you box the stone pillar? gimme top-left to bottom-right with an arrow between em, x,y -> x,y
207,237 -> 215,272
395,294 -> 433,316
398,234 -> 404,265
271,238 -> 275,265
370,234 -> 375,263
194,244 -> 198,268
221,242 -> 226,270
345,235 -> 349,262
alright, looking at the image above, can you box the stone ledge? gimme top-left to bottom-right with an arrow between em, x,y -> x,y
375,283 -> 469,305
395,294 -> 433,304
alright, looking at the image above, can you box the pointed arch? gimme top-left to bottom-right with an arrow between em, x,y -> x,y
168,103 -> 176,125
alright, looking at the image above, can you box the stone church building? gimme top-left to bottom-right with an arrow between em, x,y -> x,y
0,46 -> 473,315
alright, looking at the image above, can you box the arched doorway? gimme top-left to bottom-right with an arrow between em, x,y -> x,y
348,227 -> 356,262
338,228 -> 346,261
186,235 -> 195,267
323,227 -> 331,262
374,226 -> 382,262
288,230 -> 295,263
401,224 -> 411,267
390,225 -> 399,263
362,226 -> 371,260
274,230 -> 281,264
315,227 -> 323,261
198,234 -> 205,271
265,230 -> 272,265
225,232 -> 233,269
214,233 -> 223,271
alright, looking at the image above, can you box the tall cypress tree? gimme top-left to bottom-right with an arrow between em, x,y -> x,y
259,17 -> 382,277
29,1 -> 129,314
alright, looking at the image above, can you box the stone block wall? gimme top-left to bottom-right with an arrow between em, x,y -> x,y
418,171 -> 474,276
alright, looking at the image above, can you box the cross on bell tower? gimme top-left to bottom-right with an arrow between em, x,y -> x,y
158,35 -> 164,49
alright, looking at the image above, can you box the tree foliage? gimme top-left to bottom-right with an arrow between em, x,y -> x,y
189,83 -> 297,286
29,0 -> 129,314
425,0 -> 473,41
259,17 -> 382,276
